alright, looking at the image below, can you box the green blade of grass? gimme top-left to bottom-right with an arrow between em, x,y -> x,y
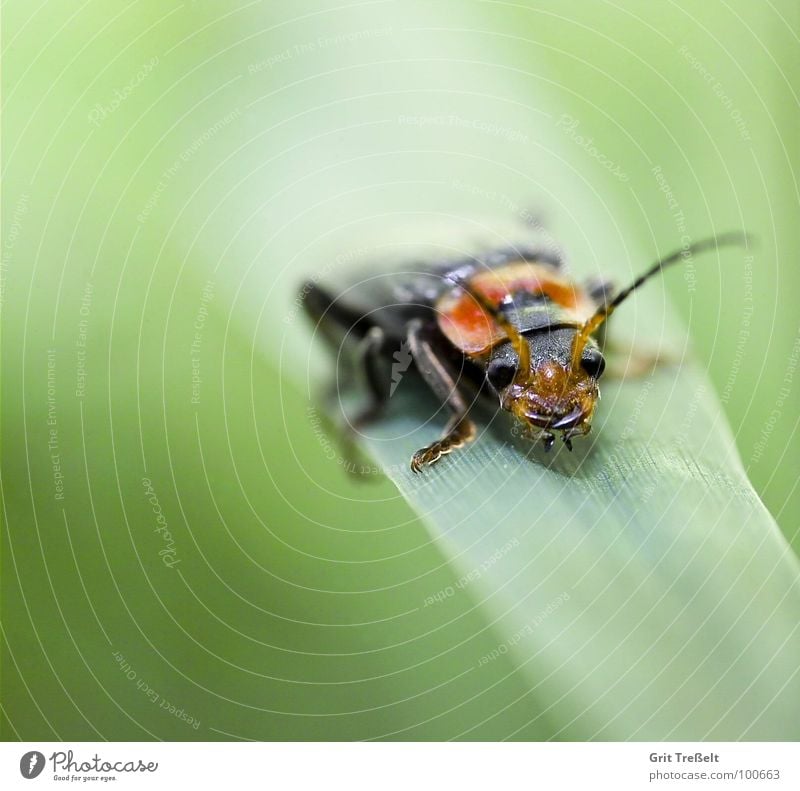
355,354 -> 800,739
5,0 -> 798,742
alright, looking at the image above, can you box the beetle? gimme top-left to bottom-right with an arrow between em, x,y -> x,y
301,230 -> 748,472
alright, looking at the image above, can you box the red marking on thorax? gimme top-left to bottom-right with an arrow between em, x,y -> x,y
435,262 -> 586,355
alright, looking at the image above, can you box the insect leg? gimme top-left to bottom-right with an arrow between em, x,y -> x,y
316,326 -> 392,481
602,339 -> 676,379
349,327 -> 390,428
407,320 -> 477,473
301,281 -> 389,477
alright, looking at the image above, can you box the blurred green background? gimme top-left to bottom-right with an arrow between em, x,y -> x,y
2,0 -> 798,740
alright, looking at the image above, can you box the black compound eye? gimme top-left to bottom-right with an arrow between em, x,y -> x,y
486,357 -> 518,390
581,348 -> 606,378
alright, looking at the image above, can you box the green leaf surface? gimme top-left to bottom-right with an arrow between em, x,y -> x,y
355,359 -> 800,739
3,0 -> 798,742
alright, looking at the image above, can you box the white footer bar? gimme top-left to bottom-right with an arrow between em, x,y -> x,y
2,742 -> 797,790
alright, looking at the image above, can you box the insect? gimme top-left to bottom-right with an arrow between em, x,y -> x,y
301,230 -> 748,472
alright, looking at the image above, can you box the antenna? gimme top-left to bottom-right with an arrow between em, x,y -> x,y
570,232 -> 752,371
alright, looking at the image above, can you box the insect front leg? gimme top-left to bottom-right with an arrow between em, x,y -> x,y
602,339 -> 676,379
406,319 -> 477,473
